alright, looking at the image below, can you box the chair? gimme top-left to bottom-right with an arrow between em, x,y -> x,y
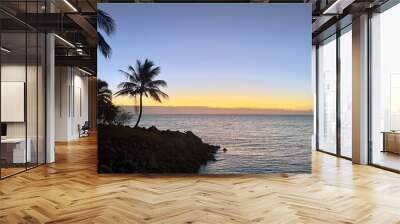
79,121 -> 90,138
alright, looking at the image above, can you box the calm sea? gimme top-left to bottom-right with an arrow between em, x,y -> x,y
138,114 -> 312,174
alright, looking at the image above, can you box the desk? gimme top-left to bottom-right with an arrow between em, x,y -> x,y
1,138 -> 31,163
382,131 -> 400,154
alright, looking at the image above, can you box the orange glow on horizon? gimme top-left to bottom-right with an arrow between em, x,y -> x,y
112,93 -> 313,111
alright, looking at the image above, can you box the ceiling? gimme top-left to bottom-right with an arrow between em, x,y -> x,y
0,0 -> 392,74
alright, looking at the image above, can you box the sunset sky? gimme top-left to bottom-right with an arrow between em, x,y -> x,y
98,4 -> 312,113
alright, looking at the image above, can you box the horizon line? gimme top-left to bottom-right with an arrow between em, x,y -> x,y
117,105 -> 313,112
135,113 -> 313,116
117,105 -> 313,115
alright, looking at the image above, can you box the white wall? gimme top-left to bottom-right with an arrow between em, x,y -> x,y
1,65 -> 38,138
55,67 -> 89,141
1,63 -> 46,164
55,67 -> 70,141
1,65 -> 26,141
71,72 -> 89,138
1,82 -> 25,122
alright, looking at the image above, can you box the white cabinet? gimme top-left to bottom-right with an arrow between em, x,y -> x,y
1,138 -> 31,163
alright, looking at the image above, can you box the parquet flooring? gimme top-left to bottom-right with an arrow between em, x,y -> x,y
1,135 -> 400,223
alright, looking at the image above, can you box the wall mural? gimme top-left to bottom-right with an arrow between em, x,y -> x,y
97,3 -> 312,174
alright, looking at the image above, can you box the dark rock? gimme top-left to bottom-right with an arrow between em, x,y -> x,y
223,148 -> 228,153
97,124 -> 218,173
148,126 -> 158,132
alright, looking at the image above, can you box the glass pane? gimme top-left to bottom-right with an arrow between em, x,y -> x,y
0,1 -> 46,178
318,36 -> 337,154
38,33 -> 45,165
371,4 -> 400,171
1,31 -> 27,177
26,0 -> 39,169
312,46 -> 317,150
27,31 -> 38,169
340,29 -> 352,158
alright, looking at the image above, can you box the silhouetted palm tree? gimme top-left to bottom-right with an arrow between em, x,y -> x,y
115,59 -> 168,128
97,79 -> 118,125
97,9 -> 115,58
97,79 -> 112,106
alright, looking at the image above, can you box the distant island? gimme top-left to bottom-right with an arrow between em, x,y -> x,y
118,106 -> 313,116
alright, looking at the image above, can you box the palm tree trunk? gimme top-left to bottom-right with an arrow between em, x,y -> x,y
134,93 -> 143,128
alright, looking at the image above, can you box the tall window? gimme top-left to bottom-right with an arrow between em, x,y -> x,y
317,36 -> 337,154
1,28 -> 28,178
0,1 -> 46,179
339,27 -> 352,158
371,3 -> 400,171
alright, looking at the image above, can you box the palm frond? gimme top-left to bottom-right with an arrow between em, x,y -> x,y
147,89 -> 169,103
145,60 -> 155,71
117,81 -> 139,91
97,79 -> 113,107
148,90 -> 162,102
146,66 -> 161,81
98,32 -> 111,58
97,79 -> 109,88
136,60 -> 143,75
98,89 -> 112,97
155,89 -> 169,100
118,69 -> 133,80
127,66 -> 140,83
97,9 -> 116,36
128,65 -> 136,74
148,80 -> 167,88
114,88 -> 140,97
136,59 -> 158,82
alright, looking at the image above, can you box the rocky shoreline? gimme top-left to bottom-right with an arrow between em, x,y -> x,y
98,125 -> 219,173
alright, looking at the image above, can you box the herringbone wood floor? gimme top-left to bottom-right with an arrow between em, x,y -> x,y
1,135 -> 400,224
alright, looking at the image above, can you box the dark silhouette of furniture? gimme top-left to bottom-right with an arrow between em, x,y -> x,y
382,131 -> 400,154
79,121 -> 90,138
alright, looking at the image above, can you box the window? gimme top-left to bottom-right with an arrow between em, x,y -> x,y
0,2 -> 46,179
317,35 -> 337,154
370,3 -> 400,171
339,27 -> 352,158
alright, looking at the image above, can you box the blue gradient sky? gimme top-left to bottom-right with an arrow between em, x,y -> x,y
98,4 -> 312,111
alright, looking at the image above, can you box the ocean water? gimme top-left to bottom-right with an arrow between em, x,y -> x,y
138,114 -> 312,174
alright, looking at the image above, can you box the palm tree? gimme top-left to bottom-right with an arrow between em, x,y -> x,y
115,59 -> 168,128
97,79 -> 118,125
97,9 -> 115,58
97,79 -> 112,106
